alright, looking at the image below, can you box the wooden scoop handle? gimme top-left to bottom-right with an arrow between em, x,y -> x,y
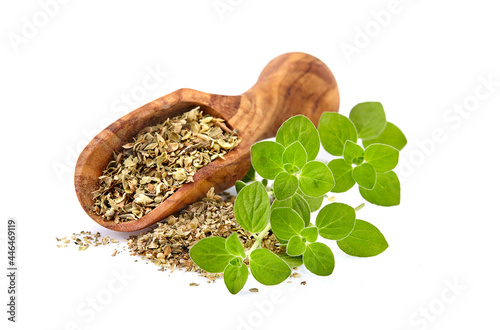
74,52 -> 339,232
239,52 -> 339,137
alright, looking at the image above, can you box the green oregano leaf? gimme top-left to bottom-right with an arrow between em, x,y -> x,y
234,181 -> 270,233
303,242 -> 335,276
287,235 -> 307,256
363,122 -> 407,151
316,203 -> 356,240
318,112 -> 358,156
272,193 -> 311,226
225,232 -> 245,258
337,220 -> 388,257
349,102 -> 387,140
299,161 -> 335,197
277,254 -> 303,268
250,141 -> 285,180
242,164 -> 256,183
224,258 -> 249,294
282,141 -> 308,169
235,180 -> 246,194
364,143 -> 399,173
290,194 -> 312,226
327,159 -> 355,193
189,237 -> 233,273
300,226 -> 319,242
343,140 -> 364,165
297,189 -> 324,212
273,172 -> 299,200
250,249 -> 291,285
359,171 -> 400,206
352,163 -> 377,190
276,115 -> 320,161
270,208 -> 305,240
271,199 -> 290,210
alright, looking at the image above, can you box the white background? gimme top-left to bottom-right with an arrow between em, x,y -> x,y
1,0 -> 499,329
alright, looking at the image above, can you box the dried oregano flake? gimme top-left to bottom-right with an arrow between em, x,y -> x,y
92,107 -> 239,222
55,231 -> 120,250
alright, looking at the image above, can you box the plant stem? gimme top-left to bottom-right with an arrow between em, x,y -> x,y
247,222 -> 272,256
354,203 -> 365,212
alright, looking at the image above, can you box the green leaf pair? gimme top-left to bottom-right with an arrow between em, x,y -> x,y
190,233 -> 291,294
189,234 -> 247,294
349,102 -> 407,149
315,203 -> 388,257
251,116 -> 335,201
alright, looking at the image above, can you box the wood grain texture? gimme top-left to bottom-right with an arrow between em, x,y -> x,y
74,52 -> 340,232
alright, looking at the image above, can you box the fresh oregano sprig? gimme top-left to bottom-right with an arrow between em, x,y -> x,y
320,102 -> 406,205
189,101 -> 407,294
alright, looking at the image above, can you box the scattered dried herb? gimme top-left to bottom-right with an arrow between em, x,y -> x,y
55,231 -> 120,250
127,188 -> 285,277
92,107 -> 239,222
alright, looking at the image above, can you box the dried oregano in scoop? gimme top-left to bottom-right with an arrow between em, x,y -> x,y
92,107 -> 239,222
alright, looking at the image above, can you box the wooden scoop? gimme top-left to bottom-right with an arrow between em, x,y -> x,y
74,52 -> 340,232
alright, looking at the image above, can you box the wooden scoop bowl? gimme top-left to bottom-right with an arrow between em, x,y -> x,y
74,52 -> 340,232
